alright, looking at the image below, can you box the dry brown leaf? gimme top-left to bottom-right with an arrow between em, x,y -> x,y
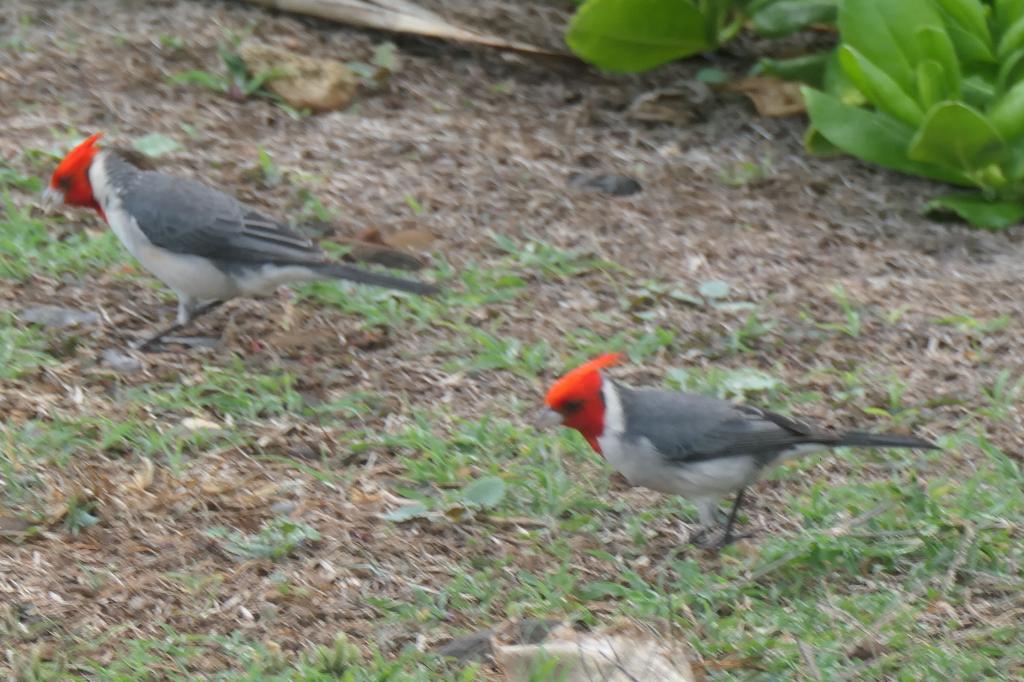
383,227 -> 438,251
355,227 -> 386,244
133,457 -> 155,491
723,76 -> 806,117
349,487 -> 383,504
241,0 -> 567,58
626,88 -> 701,125
181,417 -> 224,433
240,42 -> 359,112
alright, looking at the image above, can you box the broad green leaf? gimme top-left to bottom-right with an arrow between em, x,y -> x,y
997,47 -> 1024,92
989,79 -> 1024,140
909,102 -> 1005,172
839,0 -> 914,92
462,476 -> 505,508
916,60 -> 946,109
804,125 -> 843,155
996,0 -> 1024,34
926,193 -> 1024,229
802,87 -> 972,184
822,50 -> 861,102
916,26 -> 961,97
943,21 -> 998,65
998,15 -> 1024,61
932,0 -> 992,50
756,53 -> 831,87
382,502 -> 430,522
698,280 -> 730,299
565,0 -> 714,73
962,74 -> 998,108
751,0 -> 837,38
1006,140 -> 1024,180
133,133 -> 182,158
839,0 -> 946,93
839,46 -> 924,125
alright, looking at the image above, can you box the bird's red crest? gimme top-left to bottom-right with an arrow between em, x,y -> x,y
50,132 -> 104,212
545,353 -> 623,408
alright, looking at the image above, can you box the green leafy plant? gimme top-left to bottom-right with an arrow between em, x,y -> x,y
169,38 -> 304,116
565,0 -> 747,72
748,0 -> 838,36
565,0 -> 837,73
204,517 -> 321,561
802,0 -> 1024,229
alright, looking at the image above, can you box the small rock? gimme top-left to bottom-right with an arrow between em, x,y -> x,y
102,348 -> 142,373
240,42 -> 359,113
270,501 -> 296,515
435,619 -> 562,664
495,624 -> 695,682
20,305 -> 99,329
567,172 -> 642,197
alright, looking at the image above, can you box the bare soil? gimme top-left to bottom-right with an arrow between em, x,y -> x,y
2,0 -> 1023,677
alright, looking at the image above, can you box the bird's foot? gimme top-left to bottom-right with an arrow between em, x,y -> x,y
689,525 -> 755,550
130,301 -> 225,351
132,330 -> 219,352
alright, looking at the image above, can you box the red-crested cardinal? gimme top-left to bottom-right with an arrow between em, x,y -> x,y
42,133 -> 438,349
537,354 -> 939,546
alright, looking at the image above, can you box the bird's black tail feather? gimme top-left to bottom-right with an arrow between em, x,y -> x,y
837,431 -> 939,450
317,262 -> 439,296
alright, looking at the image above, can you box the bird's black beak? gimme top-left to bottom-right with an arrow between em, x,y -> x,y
533,407 -> 563,429
40,186 -> 63,215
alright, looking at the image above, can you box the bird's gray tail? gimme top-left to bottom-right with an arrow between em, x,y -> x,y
836,431 -> 939,450
316,262 -> 439,296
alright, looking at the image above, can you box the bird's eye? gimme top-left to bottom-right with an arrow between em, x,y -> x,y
562,399 -> 584,414
57,176 -> 71,190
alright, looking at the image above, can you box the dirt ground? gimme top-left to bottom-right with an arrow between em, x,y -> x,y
2,0 -> 1023,678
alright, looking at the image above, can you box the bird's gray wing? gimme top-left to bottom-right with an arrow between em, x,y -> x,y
119,170 -> 326,265
618,384 -> 835,465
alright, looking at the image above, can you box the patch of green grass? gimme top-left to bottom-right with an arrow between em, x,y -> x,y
168,33 -> 308,118
297,234 -> 609,338
39,628 -> 477,681
128,358 -> 308,419
1,199 -> 1018,681
489,232 -> 617,280
815,284 -> 862,337
726,310 -> 778,353
0,192 -> 123,279
205,517 -> 321,561
441,328 -> 551,378
565,324 -> 678,366
0,311 -> 55,379
0,159 -> 43,192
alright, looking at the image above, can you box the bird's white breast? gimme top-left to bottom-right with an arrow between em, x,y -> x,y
89,153 -> 238,302
595,379 -> 764,499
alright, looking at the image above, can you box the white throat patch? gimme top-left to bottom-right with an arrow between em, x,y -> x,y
88,152 -> 121,218
599,376 -> 625,437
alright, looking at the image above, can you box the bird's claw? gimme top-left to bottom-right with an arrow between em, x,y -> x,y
689,526 -> 755,550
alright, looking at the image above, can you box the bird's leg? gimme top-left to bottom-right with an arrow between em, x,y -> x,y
133,299 -> 225,351
689,499 -> 722,548
717,488 -> 752,548
177,297 -> 197,326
